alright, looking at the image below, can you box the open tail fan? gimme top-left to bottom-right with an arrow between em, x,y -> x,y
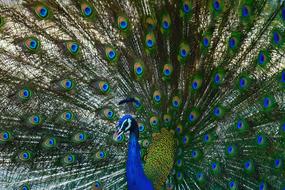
0,0 -> 284,189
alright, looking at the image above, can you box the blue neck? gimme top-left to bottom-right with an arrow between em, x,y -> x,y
126,123 -> 154,190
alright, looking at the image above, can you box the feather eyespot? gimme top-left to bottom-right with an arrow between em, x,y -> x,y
138,123 -> 145,133
149,116 -> 159,127
160,13 -> 171,34
203,37 -> 209,47
144,16 -> 157,31
274,158 -> 282,169
166,182 -> 174,190
176,124 -> 183,134
73,132 -> 87,143
271,29 -> 284,47
280,6 -> 285,22
133,61 -> 145,79
28,114 -> 43,126
65,41 -> 80,55
212,68 -> 225,86
103,108 -> 115,120
145,32 -> 156,51
113,133 -> 125,143
213,105 -> 225,118
228,32 -> 241,51
260,95 -> 276,112
80,2 -> 95,18
241,5 -> 250,17
229,38 -> 236,48
229,180 -> 238,190
63,154 -> 76,165
258,182 -> 268,190
117,15 -> 129,31
172,96 -> 181,109
178,42 -> 190,63
211,0 -> 224,13
60,79 -> 75,91
0,131 -> 12,143
20,184 -> 31,190
257,50 -> 270,67
92,181 -> 102,190
188,109 -> 200,124
97,81 -> 110,94
34,3 -> 51,19
105,46 -> 119,63
61,111 -> 75,122
203,134 -> 209,143
23,37 -> 40,53
226,145 -> 238,157
182,135 -> 189,145
257,135 -> 264,145
213,0 -> 221,11
191,75 -> 203,91
95,151 -> 107,159
163,114 -> 172,126
239,78 -> 246,88
210,162 -> 221,175
183,3 -> 190,13
153,90 -> 161,104
132,97 -> 142,109
179,0 -> 193,16
18,88 -> 32,100
244,160 -> 254,174
19,151 -> 32,161
162,63 -> 173,80
43,137 -> 57,149
176,171 -> 183,181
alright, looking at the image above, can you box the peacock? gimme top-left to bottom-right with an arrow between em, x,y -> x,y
0,0 -> 285,189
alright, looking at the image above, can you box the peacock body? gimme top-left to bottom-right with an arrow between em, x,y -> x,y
0,0 -> 285,189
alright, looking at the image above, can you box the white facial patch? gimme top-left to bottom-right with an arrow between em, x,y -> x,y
118,120 -> 125,131
117,118 -> 132,138
124,119 -> 131,131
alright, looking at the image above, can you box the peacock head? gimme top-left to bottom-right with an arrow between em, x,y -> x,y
113,114 -> 137,140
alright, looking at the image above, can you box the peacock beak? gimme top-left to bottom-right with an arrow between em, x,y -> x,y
113,128 -> 123,140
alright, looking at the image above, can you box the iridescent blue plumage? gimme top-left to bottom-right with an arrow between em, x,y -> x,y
127,132 -> 154,190
115,115 -> 154,190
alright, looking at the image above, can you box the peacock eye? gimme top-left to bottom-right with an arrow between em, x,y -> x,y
124,122 -> 128,127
